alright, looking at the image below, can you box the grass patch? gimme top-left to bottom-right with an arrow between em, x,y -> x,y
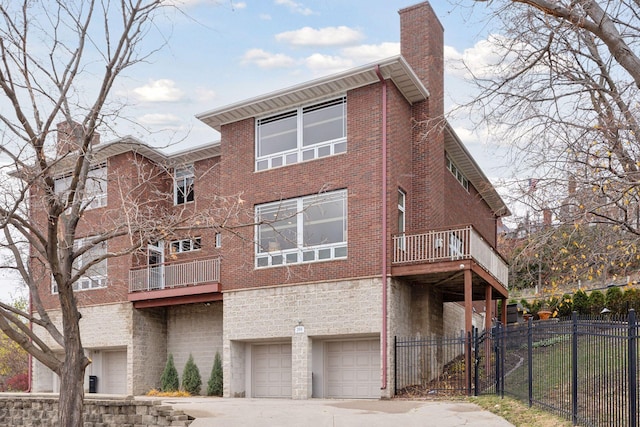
470,395 -> 572,427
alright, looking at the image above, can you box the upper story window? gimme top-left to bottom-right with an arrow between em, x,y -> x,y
446,155 -> 469,191
256,97 -> 347,171
52,237 -> 107,293
170,237 -> 201,254
174,165 -> 194,205
255,189 -> 347,268
54,163 -> 107,210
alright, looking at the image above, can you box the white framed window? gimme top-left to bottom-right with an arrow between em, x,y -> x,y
174,165 -> 195,205
255,190 -> 347,267
170,237 -> 201,254
446,156 -> 469,191
398,189 -> 406,250
256,97 -> 346,171
54,163 -> 107,210
215,232 -> 222,248
52,237 -> 107,293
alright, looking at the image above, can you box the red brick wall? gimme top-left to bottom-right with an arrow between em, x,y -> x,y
218,84 -> 387,290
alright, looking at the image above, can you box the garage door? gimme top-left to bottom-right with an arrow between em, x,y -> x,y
326,339 -> 380,398
102,350 -> 127,394
253,343 -> 292,398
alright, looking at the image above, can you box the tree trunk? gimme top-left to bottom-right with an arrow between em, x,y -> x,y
58,347 -> 86,427
58,288 -> 89,427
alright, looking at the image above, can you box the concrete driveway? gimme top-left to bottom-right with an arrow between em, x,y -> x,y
163,397 -> 515,427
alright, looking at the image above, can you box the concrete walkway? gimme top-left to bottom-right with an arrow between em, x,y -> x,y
163,397 -> 515,427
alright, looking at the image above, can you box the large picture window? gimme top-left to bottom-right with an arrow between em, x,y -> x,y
256,97 -> 346,171
255,190 -> 347,267
54,164 -> 107,210
52,237 -> 107,293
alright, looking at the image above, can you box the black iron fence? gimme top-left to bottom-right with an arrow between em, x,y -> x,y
394,328 -> 497,396
394,310 -> 639,427
494,310 -> 639,427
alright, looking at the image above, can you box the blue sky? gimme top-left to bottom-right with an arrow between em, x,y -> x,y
112,0 -> 503,171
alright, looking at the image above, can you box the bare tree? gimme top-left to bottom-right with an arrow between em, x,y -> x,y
0,1 -> 185,425
464,0 -> 640,289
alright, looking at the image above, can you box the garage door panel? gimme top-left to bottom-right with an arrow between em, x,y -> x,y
253,343 -> 291,398
102,350 -> 127,394
325,339 -> 380,399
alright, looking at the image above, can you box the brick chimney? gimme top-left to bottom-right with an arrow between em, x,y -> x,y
399,1 -> 444,118
56,121 -> 100,156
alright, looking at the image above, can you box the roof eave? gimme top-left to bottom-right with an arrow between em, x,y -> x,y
196,55 -> 429,131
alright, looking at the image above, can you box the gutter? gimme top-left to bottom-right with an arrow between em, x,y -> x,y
375,65 -> 388,391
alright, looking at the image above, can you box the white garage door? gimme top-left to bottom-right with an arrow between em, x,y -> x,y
326,339 -> 380,398
102,350 -> 127,394
253,343 -> 292,398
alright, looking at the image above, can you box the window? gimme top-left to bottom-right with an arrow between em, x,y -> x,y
52,237 -> 107,293
256,97 -> 346,171
255,190 -> 347,267
54,164 -> 107,210
215,232 -> 222,248
174,165 -> 194,205
446,156 -> 469,191
170,237 -> 201,254
398,189 -> 406,250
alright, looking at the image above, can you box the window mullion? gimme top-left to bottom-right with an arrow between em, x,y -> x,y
297,106 -> 303,159
297,198 -> 304,251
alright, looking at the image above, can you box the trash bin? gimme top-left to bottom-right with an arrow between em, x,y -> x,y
89,375 -> 98,393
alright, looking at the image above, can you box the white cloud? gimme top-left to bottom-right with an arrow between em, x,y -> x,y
232,1 -> 247,9
194,87 -> 217,102
259,13 -> 272,20
274,0 -> 314,16
304,53 -> 353,75
133,79 -> 184,102
445,34 -> 515,79
138,113 -> 183,126
276,26 -> 364,47
241,49 -> 297,69
341,42 -> 400,64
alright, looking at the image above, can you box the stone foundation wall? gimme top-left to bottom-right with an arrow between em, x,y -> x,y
0,395 -> 192,427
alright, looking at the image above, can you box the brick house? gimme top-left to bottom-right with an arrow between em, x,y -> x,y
31,1 -> 509,399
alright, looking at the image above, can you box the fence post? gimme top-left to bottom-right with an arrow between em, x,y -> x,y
572,311 -> 578,426
527,315 -> 533,407
473,327 -> 479,396
466,330 -> 472,395
629,310 -> 637,427
394,336 -> 397,396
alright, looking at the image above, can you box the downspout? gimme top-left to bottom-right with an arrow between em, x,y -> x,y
375,65 -> 388,390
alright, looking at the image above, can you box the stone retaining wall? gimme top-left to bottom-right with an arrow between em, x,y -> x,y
0,395 -> 193,427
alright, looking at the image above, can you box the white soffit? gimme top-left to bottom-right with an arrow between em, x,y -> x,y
196,56 -> 429,131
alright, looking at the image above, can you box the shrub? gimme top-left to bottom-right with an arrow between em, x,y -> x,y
5,372 -> 28,391
572,289 -> 589,315
160,354 -> 179,392
588,290 -> 605,315
623,288 -> 640,313
207,351 -> 223,396
556,293 -> 573,318
182,354 -> 202,395
606,286 -> 624,314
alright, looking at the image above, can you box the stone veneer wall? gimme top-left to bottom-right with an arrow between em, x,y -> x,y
131,307 -> 167,395
167,301 -> 223,392
0,395 -> 192,427
223,278 -> 382,399
32,302 -> 133,393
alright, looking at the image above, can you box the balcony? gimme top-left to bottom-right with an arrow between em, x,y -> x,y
128,256 -> 221,308
392,226 -> 508,301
